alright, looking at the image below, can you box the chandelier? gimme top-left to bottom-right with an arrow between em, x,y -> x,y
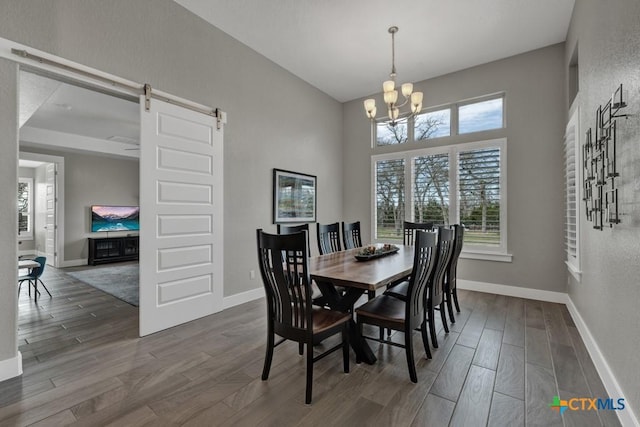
363,26 -> 423,125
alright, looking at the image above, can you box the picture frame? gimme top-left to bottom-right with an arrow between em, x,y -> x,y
273,169 -> 317,224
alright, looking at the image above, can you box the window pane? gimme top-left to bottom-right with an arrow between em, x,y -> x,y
415,108 -> 451,140
376,159 -> 405,239
18,181 -> 29,233
458,148 -> 501,246
459,98 -> 503,134
413,154 -> 449,226
376,120 -> 408,145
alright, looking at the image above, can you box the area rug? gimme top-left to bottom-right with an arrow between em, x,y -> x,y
66,264 -> 139,306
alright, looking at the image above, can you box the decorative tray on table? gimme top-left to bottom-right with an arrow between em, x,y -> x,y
354,244 -> 399,261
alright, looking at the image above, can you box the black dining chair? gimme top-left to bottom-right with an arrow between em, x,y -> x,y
444,224 -> 464,324
18,256 -> 51,301
256,229 -> 350,404
316,222 -> 342,255
342,221 -> 362,250
385,226 -> 455,348
356,230 -> 438,381
277,224 -> 311,257
403,221 -> 434,245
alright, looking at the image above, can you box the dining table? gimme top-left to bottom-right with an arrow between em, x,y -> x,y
309,244 -> 415,365
18,259 -> 42,301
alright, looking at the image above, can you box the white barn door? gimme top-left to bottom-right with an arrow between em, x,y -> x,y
139,97 -> 224,336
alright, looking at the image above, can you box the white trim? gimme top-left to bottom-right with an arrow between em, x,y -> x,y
566,298 -> 637,427
0,352 -> 23,382
566,261 -> 582,282
371,138 -> 508,254
19,152 -> 65,268
460,250 -> 513,263
457,280 -> 568,304
223,287 -> 264,310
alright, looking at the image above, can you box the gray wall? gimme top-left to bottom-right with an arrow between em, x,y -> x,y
566,0 -> 640,414
343,44 -> 567,293
0,0 -> 343,371
21,148 -> 139,263
0,58 -> 19,364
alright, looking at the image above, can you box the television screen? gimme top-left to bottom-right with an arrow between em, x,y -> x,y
91,205 -> 140,232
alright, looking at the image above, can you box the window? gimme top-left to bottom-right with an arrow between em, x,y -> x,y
376,119 -> 408,145
565,108 -> 581,279
458,147 -> 501,246
374,94 -> 504,146
458,97 -> 504,134
375,158 -> 405,240
373,139 -> 508,256
413,153 -> 449,225
18,177 -> 33,239
415,108 -> 451,140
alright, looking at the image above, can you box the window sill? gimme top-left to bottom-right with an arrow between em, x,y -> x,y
18,235 -> 34,241
460,250 -> 512,263
566,261 -> 582,282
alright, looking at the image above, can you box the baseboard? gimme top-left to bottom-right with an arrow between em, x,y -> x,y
223,287 -> 264,310
566,298 -> 638,427
0,352 -> 22,382
458,279 -> 568,304
60,259 -> 88,268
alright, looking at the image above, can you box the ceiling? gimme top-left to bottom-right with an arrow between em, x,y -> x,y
175,0 -> 575,102
18,2 -> 575,156
19,72 -> 140,159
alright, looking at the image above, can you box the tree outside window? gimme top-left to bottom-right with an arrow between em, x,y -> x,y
18,178 -> 32,237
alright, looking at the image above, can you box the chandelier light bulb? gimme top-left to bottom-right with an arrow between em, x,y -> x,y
401,83 -> 413,97
383,80 -> 395,93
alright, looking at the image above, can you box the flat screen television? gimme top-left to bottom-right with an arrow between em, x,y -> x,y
91,205 -> 140,232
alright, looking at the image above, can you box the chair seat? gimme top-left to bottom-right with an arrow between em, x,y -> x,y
312,308 -> 350,334
384,281 -> 409,301
355,295 -> 406,328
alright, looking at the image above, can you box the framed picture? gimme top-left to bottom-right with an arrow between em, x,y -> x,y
273,169 -> 317,224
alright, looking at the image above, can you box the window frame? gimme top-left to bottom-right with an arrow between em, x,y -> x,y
18,177 -> 33,240
457,93 -> 506,135
372,93 -> 505,147
372,138 -> 510,261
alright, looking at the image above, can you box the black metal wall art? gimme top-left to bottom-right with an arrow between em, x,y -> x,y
582,84 -> 629,229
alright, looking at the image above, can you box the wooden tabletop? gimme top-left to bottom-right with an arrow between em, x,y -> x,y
309,245 -> 414,291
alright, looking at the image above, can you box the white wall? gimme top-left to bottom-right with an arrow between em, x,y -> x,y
343,44 -> 567,293
566,0 -> 640,416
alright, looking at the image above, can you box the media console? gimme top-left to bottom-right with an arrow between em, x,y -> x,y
88,236 -> 139,265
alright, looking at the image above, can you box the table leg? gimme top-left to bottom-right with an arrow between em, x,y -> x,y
315,281 -> 377,364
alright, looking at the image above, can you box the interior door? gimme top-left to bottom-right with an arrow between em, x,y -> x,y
139,97 -> 224,336
44,163 -> 57,266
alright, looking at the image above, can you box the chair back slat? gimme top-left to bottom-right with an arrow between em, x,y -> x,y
257,230 -> 312,337
447,224 -> 465,290
403,221 -> 434,245
429,227 -> 455,308
342,221 -> 362,249
405,231 -> 438,327
317,222 -> 342,255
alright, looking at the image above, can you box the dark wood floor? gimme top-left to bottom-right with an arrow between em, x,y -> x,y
0,265 -> 621,426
